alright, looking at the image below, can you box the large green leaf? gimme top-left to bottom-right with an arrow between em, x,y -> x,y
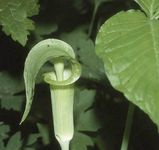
0,0 -> 39,45
95,1 -> 159,127
135,0 -> 159,19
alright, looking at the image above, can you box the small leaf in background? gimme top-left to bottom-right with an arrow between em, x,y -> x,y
0,0 -> 40,46
77,109 -> 101,132
72,89 -> 101,149
24,148 -> 35,150
37,123 -> 50,145
75,89 -> 101,132
72,0 -> 88,14
26,133 -> 40,146
33,23 -> 58,42
0,122 -> 10,150
0,140 -> 5,150
0,72 -> 24,111
60,28 -> 104,80
1,96 -> 24,111
35,23 -> 58,36
75,89 -> 96,113
6,132 -> 22,150
0,122 -> 10,140
94,135 -> 107,150
96,0 -> 159,127
0,72 -> 24,95
71,132 -> 94,150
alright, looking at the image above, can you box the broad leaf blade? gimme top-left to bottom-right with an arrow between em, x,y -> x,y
135,0 -> 159,19
96,10 -> 159,127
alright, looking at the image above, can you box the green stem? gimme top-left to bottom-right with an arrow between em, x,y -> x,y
88,2 -> 100,37
120,103 -> 135,150
50,61 -> 74,150
60,141 -> 70,150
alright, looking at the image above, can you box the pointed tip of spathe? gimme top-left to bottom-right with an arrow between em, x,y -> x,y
19,112 -> 27,125
19,118 -> 24,125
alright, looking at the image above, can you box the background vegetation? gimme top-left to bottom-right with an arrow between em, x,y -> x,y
0,0 -> 159,150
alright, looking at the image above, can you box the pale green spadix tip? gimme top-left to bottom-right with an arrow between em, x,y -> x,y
20,39 -> 81,124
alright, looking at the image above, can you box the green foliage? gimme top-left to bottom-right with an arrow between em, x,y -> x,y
0,72 -> 24,111
71,132 -> 94,150
1,0 -> 159,150
33,23 -> 58,43
6,132 -> 22,150
0,122 -> 39,150
96,0 -> 159,127
74,89 -> 101,132
60,28 -> 104,80
37,123 -> 50,145
0,122 -> 9,140
71,89 -> 101,150
26,133 -> 40,146
135,0 -> 159,18
1,96 -> 24,111
0,0 -> 39,45
0,72 -> 24,94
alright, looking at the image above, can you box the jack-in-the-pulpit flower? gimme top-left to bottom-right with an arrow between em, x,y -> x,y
20,39 -> 81,150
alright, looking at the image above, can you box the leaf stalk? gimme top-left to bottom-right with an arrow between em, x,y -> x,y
121,103 -> 135,150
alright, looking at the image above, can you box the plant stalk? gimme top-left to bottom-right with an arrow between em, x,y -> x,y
121,103 -> 135,150
60,141 -> 70,150
88,2 -> 100,37
50,60 -> 74,150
